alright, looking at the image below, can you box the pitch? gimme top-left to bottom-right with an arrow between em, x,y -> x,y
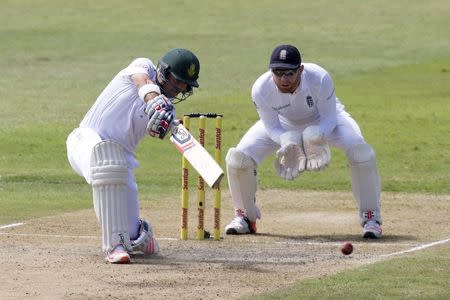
1,190 -> 449,299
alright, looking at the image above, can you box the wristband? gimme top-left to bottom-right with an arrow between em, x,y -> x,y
138,83 -> 161,101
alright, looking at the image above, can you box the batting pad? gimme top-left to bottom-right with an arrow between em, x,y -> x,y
91,140 -> 131,253
346,143 -> 381,226
226,148 -> 261,221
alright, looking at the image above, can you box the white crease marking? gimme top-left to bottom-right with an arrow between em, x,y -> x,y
2,221 -> 450,261
0,222 -> 25,229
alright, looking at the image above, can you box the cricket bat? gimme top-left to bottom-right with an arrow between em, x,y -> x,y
170,124 -> 224,188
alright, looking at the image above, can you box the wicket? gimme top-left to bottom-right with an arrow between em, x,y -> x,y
181,113 -> 223,240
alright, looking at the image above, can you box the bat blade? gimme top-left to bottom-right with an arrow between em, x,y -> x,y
170,124 -> 224,188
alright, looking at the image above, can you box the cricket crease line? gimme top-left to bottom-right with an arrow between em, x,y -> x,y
0,232 -> 99,239
1,220 -> 448,256
0,229 -> 178,241
0,222 -> 178,241
380,237 -> 450,258
0,222 -> 25,230
0,230 -> 416,247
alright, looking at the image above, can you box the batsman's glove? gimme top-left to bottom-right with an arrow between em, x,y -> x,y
144,95 -> 175,139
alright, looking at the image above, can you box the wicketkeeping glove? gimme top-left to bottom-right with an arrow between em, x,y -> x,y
302,126 -> 331,171
274,131 -> 306,180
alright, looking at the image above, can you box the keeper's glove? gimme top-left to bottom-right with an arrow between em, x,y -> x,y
302,126 -> 331,171
274,131 -> 306,180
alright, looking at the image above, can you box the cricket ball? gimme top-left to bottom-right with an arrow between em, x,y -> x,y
340,242 -> 353,255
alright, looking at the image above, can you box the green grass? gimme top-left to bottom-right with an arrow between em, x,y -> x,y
249,244 -> 450,300
0,0 -> 449,298
1,181 -> 91,224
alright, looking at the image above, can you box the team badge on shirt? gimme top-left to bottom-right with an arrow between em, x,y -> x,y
306,95 -> 314,107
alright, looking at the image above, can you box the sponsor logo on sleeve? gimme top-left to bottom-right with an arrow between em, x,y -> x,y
306,95 -> 314,107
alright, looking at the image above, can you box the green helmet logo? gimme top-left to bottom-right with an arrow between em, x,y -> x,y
159,48 -> 200,88
187,63 -> 197,78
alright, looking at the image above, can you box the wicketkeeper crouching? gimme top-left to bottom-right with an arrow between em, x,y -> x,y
224,44 -> 382,239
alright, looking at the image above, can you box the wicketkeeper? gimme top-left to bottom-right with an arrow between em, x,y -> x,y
66,48 -> 200,263
224,44 -> 382,239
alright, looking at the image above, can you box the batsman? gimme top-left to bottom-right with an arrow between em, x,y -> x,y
224,44 -> 382,239
66,48 -> 200,263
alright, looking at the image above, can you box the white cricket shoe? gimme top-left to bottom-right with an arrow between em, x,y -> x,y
225,216 -> 257,235
106,244 -> 131,264
131,219 -> 159,256
363,220 -> 382,239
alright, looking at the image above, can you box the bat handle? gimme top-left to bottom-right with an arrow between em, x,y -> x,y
169,120 -> 181,134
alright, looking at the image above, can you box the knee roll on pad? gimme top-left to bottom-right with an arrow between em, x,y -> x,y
226,147 -> 257,170
91,140 -> 132,253
347,143 -> 375,164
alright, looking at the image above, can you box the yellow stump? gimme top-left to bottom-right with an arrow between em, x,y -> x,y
180,113 -> 223,241
180,116 -> 190,240
213,116 -> 222,240
196,116 -> 206,240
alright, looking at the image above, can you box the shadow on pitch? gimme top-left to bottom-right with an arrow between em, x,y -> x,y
256,232 -> 417,242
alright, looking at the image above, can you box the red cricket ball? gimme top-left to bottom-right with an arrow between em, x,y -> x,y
340,242 -> 353,255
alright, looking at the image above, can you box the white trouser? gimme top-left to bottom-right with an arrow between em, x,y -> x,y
237,113 -> 364,163
236,113 -> 381,226
66,127 -> 140,239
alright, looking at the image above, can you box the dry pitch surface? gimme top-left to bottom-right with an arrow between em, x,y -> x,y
1,190 -> 450,299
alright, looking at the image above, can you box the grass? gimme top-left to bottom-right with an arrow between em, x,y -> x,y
250,243 -> 450,299
0,0 -> 449,298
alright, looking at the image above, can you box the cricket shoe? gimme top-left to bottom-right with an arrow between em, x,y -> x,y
106,244 -> 131,264
131,219 -> 159,256
225,215 -> 257,235
363,220 -> 382,239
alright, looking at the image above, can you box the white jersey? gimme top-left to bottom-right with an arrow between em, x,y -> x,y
80,58 -> 170,155
251,63 -> 346,145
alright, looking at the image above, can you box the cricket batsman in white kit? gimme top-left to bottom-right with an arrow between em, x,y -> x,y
66,48 -> 200,263
224,44 -> 382,239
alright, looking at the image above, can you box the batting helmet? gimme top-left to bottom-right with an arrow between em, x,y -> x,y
159,48 -> 200,87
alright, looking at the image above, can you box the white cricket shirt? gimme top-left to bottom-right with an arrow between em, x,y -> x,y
80,58 -> 161,155
252,63 -> 346,144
